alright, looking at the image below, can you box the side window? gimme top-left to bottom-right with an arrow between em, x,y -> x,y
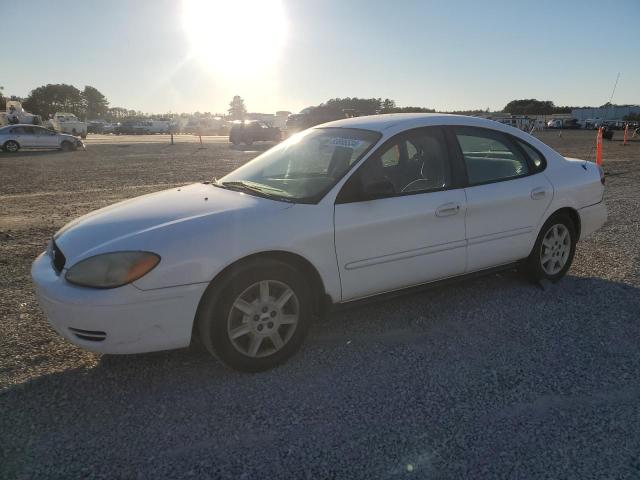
22,127 -> 36,135
355,127 -> 452,196
380,144 -> 400,167
455,128 -> 529,185
10,127 -> 25,134
516,139 -> 545,171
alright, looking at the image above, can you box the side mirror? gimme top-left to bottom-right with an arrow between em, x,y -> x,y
361,178 -> 395,199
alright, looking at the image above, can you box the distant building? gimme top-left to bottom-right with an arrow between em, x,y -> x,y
571,105 -> 640,122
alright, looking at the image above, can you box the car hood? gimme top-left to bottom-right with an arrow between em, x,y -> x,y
54,182 -> 289,264
60,133 -> 80,140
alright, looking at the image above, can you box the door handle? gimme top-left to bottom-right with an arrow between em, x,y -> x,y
530,187 -> 547,200
435,202 -> 461,217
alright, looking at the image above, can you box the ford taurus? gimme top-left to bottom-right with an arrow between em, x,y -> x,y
31,114 -> 607,371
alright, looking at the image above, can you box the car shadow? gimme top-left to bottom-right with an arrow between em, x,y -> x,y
0,149 -> 66,158
2,273 -> 640,476
3,272 -> 639,389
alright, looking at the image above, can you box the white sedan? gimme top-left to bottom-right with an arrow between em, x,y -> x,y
32,114 -> 607,371
1,124 -> 84,152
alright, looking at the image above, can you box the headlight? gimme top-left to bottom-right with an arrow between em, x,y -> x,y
65,251 -> 160,288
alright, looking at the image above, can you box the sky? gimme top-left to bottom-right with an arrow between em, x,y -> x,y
4,0 -> 639,115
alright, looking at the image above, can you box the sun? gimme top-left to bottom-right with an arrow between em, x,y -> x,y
182,0 -> 287,76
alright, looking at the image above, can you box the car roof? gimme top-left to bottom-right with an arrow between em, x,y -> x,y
317,113 -> 507,133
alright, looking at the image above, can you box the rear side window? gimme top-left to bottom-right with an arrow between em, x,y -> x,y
516,139 -> 546,171
454,127 -> 529,185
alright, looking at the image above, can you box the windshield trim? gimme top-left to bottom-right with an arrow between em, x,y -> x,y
220,127 -> 383,205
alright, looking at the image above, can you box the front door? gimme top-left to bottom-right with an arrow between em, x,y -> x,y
334,127 -> 467,301
35,127 -> 60,148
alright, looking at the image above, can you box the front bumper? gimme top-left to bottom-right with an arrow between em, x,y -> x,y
578,201 -> 607,240
31,252 -> 208,354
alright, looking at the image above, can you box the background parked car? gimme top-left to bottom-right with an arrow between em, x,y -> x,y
0,124 -> 84,152
48,112 -> 88,139
229,120 -> 281,145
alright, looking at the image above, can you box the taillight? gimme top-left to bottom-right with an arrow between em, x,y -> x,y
598,165 -> 605,185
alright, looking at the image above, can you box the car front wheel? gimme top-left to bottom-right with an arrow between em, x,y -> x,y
526,214 -> 577,282
3,140 -> 19,153
61,141 -> 76,152
197,260 -> 311,372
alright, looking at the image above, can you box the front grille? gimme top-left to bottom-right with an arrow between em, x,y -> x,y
51,240 -> 66,274
68,327 -> 107,342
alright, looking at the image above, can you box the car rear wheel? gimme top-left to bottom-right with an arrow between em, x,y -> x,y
3,140 -> 19,153
197,260 -> 311,372
525,214 -> 577,283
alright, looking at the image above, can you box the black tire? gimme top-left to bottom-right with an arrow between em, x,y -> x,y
3,140 -> 19,153
61,141 -> 76,152
196,259 -> 312,372
525,213 -> 577,283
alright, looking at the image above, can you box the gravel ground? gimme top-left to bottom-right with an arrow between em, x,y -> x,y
1,131 -> 639,479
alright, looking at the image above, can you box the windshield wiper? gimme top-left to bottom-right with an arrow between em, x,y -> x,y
216,180 -> 293,202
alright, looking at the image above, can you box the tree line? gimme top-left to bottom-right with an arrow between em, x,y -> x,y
0,83 -> 133,122
1,84 -> 633,121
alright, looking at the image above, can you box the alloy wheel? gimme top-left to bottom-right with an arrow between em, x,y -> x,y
540,224 -> 571,275
227,280 -> 299,358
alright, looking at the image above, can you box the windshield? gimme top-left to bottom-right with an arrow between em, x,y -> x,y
218,127 -> 380,202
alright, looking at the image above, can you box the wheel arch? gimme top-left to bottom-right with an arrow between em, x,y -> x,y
3,139 -> 20,149
191,250 -> 331,342
60,139 -> 75,150
547,206 -> 581,240
527,206 -> 581,259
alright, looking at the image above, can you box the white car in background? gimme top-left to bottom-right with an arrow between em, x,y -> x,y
1,124 -> 85,152
31,114 -> 607,372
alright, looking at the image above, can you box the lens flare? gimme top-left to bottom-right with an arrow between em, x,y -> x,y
182,0 -> 287,77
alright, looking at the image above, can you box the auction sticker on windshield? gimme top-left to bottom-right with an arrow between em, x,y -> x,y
330,137 -> 363,149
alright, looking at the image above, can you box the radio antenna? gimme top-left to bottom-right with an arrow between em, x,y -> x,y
608,72 -> 620,104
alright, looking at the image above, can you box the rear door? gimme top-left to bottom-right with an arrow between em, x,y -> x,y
7,126 -> 26,146
15,126 -> 38,147
449,126 -> 553,272
334,126 -> 467,301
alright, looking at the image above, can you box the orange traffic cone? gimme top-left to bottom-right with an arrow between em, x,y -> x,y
596,127 -> 603,166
